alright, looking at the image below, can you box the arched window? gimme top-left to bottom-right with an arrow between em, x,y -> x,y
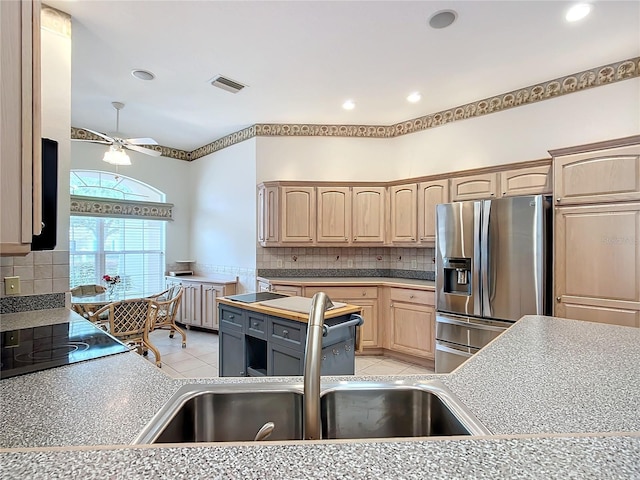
69,170 -> 171,296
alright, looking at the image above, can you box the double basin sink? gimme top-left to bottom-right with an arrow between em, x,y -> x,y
134,379 -> 490,444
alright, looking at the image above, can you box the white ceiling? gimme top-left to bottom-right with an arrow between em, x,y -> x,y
46,0 -> 640,152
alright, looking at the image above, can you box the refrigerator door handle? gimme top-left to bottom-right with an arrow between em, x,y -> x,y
473,201 -> 482,316
481,200 -> 491,317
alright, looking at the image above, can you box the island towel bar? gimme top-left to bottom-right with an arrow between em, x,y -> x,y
322,314 -> 364,337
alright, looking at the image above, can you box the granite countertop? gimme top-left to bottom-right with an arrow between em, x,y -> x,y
1,311 -> 639,478
260,276 -> 435,289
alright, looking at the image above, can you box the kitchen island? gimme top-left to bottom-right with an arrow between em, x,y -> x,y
1,309 -> 639,479
217,295 -> 363,377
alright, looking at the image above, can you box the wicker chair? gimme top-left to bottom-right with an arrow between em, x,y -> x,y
70,284 -> 107,296
70,284 -> 108,320
89,298 -> 162,367
148,286 -> 186,348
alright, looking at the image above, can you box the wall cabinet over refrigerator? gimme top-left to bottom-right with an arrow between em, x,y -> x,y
0,0 -> 42,256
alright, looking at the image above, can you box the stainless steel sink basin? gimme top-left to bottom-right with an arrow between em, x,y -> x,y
134,380 -> 489,444
320,383 -> 483,439
135,385 -> 304,443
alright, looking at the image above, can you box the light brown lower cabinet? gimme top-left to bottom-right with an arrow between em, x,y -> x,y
304,285 -> 380,350
270,283 -> 303,297
387,288 -> 435,360
165,277 -> 237,331
554,202 -> 640,328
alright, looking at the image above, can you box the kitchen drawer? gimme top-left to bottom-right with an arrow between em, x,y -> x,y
246,312 -> 267,339
306,285 -> 378,300
269,317 -> 307,350
219,306 -> 245,333
390,288 -> 434,305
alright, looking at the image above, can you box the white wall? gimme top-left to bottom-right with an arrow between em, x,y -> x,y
256,136 -> 394,183
390,79 -> 640,179
255,78 -> 640,182
69,142 -> 191,266
189,138 -> 257,291
42,24 -> 71,252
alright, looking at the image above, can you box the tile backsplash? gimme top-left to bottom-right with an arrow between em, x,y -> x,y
256,247 -> 435,272
0,251 -> 70,297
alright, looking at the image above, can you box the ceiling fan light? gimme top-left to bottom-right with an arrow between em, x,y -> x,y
103,146 -> 131,166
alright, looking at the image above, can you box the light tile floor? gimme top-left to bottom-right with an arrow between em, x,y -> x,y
146,328 -> 435,378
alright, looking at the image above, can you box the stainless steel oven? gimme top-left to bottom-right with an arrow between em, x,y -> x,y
435,313 -> 512,373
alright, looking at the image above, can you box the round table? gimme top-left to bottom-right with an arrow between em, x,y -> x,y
71,290 -> 160,318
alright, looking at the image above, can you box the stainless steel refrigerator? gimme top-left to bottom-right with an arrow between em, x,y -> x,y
435,194 -> 552,373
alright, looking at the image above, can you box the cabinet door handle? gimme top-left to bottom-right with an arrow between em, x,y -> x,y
556,197 -> 561,203
253,321 -> 259,328
282,329 -> 289,337
229,314 -> 235,319
556,297 -> 561,303
409,294 -> 414,299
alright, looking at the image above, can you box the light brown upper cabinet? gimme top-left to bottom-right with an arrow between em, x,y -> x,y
450,173 -> 498,202
554,202 -> 640,328
317,186 -> 351,244
280,186 -> 316,244
0,0 -> 42,256
552,140 -> 640,205
417,180 -> 449,245
389,184 -> 417,244
500,164 -> 552,197
352,187 -> 386,244
257,184 -> 279,245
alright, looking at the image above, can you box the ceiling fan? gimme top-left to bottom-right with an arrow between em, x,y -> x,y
75,101 -> 161,165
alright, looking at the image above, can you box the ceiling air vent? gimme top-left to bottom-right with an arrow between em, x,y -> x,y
210,75 -> 246,94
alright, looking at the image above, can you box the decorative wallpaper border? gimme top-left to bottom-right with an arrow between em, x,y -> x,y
190,125 -> 256,160
70,127 -> 191,161
41,5 -> 71,38
70,195 -> 174,220
71,57 -> 639,161
389,57 -> 639,138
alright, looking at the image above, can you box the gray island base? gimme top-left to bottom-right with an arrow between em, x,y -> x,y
218,297 -> 362,377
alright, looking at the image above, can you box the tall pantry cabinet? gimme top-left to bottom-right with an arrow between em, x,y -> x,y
552,136 -> 640,328
0,0 -> 42,255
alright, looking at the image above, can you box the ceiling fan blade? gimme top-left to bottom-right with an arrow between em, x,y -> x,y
81,128 -> 115,143
125,144 -> 161,157
125,137 -> 158,145
71,139 -> 111,145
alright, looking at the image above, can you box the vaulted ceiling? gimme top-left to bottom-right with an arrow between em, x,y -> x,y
47,1 -> 640,152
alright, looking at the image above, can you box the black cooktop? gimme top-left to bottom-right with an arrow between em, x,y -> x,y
0,320 -> 130,380
225,292 -> 289,303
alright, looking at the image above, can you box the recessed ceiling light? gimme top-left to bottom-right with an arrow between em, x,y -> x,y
428,10 -> 457,29
342,100 -> 355,110
407,92 -> 422,103
131,69 -> 155,81
565,3 -> 592,22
